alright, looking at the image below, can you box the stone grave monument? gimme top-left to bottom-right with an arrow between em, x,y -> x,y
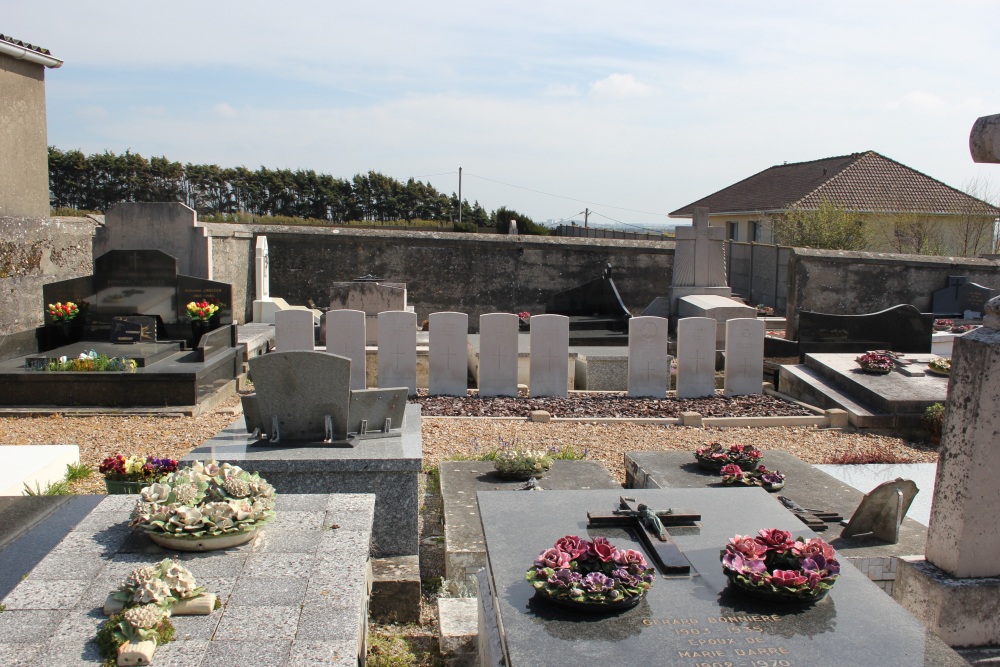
626,315 -> 671,397
475,488 -> 967,666
529,314 -> 569,397
326,308 -> 367,390
251,235 -> 322,325
330,278 -> 411,345
378,310 -> 417,394
429,311 -> 469,396
544,263 -> 632,345
660,206 -> 755,343
892,113 -> 1000,646
723,318 -> 764,396
478,313 -> 519,397
675,317 -> 716,398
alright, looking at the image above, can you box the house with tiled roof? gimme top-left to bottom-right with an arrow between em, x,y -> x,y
0,33 -> 63,217
669,151 -> 998,257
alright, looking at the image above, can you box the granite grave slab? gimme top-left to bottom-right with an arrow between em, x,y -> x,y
957,281 -> 995,318
477,488 -> 965,667
0,493 -> 374,667
438,460 -> 619,581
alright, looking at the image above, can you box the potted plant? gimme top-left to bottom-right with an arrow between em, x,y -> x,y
186,300 -> 220,345
950,324 -> 978,334
922,402 -> 946,445
525,535 -> 655,613
694,442 -> 763,471
927,357 -> 951,376
100,454 -> 179,494
517,311 -> 531,331
721,528 -> 840,605
855,352 -> 894,375
493,448 -> 553,480
129,460 -> 276,551
720,463 -> 786,492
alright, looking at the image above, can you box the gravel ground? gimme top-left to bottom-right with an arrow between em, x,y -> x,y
0,395 -> 937,492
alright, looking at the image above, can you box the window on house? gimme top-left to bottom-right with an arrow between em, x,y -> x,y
727,222 -> 739,241
750,221 -> 762,242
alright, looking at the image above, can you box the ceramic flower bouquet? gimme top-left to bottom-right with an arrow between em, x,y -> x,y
129,460 -> 276,549
855,352 -> 894,374
526,535 -> 655,612
493,448 -> 553,480
694,442 -> 764,471
720,463 -> 786,491
722,528 -> 840,604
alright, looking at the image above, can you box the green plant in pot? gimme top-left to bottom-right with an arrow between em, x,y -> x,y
922,403 -> 946,445
493,448 -> 553,480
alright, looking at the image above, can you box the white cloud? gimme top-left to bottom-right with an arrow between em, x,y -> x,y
543,83 -> 580,98
588,73 -> 652,100
213,103 -> 238,118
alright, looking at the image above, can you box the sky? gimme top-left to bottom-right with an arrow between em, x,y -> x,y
8,1 -> 1000,230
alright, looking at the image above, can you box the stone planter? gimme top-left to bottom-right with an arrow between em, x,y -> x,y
105,479 -> 146,495
147,527 -> 262,552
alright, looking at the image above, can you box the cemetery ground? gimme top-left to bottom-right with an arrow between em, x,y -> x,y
0,394 -> 938,666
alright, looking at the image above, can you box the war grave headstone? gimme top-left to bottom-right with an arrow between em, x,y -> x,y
624,451 -> 929,595
429,312 -> 469,396
378,311 -> 417,394
476,488 -> 966,667
2,249 -> 240,407
0,492 -> 375,667
330,280 -> 409,345
529,314 -> 570,397
723,318 -> 765,397
675,317 -> 716,398
326,309 -> 367,390
627,315 -> 671,397
274,308 -> 316,352
478,313 -> 519,397
438,460 -> 620,580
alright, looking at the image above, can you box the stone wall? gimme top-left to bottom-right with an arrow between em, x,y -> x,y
0,217 -> 98,356
785,248 -> 1000,339
207,225 -> 675,330
0,55 -> 50,217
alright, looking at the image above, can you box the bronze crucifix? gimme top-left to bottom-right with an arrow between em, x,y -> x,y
587,496 -> 700,575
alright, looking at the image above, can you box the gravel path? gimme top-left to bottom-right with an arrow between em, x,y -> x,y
0,395 -> 936,492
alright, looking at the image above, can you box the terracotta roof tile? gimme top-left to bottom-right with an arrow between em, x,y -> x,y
670,151 -> 998,217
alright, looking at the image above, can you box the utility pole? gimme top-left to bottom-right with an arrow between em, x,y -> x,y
584,207 -> 589,228
458,167 -> 462,225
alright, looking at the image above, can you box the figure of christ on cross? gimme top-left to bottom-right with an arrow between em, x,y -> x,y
587,497 -> 700,575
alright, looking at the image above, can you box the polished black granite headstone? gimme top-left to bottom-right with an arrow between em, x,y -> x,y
478,489 -> 965,667
957,281 -> 995,317
931,276 -> 967,316
797,304 -> 933,354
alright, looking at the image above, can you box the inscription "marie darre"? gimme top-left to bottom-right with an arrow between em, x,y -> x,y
643,616 -> 793,667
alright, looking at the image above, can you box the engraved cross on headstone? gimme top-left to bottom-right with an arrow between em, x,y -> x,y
587,496 -> 700,575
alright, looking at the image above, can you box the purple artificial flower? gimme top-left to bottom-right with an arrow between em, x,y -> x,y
611,567 -> 641,588
581,572 -> 615,593
720,463 -> 743,477
547,569 -> 582,589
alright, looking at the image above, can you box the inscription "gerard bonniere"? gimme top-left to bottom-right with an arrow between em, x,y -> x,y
642,616 -> 793,666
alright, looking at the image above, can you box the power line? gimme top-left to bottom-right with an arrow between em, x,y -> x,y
464,172 -> 665,218
411,171 -> 459,179
588,210 -> 667,234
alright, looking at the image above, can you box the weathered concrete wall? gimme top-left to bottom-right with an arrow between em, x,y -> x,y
0,55 -> 49,217
785,248 -> 1000,338
0,217 -> 98,357
205,225 -> 675,331
95,203 -> 212,278
203,225 -> 255,325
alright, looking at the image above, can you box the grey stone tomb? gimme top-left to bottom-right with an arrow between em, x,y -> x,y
476,488 -> 967,667
478,313 -> 519,397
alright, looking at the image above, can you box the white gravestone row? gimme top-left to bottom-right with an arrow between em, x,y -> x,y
479,313 -> 520,397
675,317 -> 764,398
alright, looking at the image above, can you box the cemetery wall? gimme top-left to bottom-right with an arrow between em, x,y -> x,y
202,225 -> 254,325
785,247 -> 1000,338
208,225 -> 675,330
0,216 -> 98,355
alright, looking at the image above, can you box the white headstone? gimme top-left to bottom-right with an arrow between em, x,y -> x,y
723,318 -> 765,396
479,313 -> 519,397
627,316 -> 671,397
326,309 -> 367,390
274,309 -> 315,352
429,311 -> 468,396
509,219 -> 518,235
676,317 -> 716,398
529,314 -> 569,397
378,310 -> 417,395
672,207 -> 727,288
255,235 -> 270,301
